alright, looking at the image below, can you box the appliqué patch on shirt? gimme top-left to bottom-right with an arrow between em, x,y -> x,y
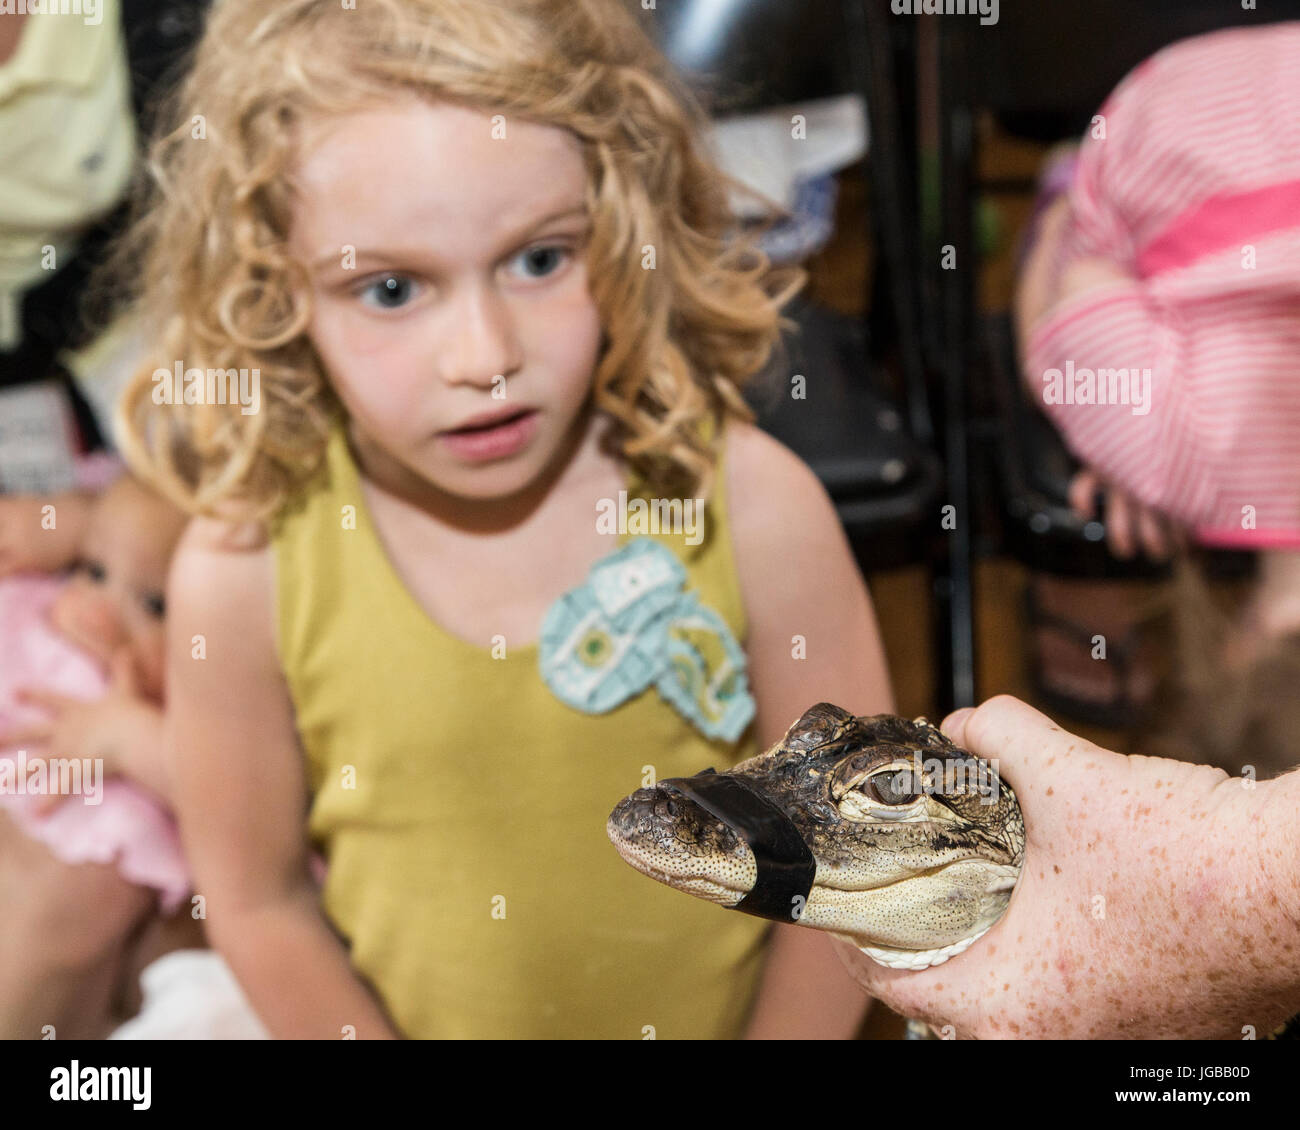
538,538 -> 755,741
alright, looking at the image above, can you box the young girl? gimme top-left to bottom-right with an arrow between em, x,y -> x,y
114,0 -> 892,1039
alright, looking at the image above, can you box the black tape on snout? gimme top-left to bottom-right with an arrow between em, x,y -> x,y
659,769 -> 815,922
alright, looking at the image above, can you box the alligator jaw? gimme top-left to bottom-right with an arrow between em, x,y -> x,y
605,814 -> 756,907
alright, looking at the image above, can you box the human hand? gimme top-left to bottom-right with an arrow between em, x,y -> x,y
0,649 -> 156,810
0,491 -> 94,578
1068,467 -> 1181,561
831,696 -> 1300,1039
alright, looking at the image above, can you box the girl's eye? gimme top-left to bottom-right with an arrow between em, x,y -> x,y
510,244 -> 570,280
142,591 -> 166,620
358,275 -> 420,309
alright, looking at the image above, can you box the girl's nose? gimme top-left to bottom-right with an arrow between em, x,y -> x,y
437,284 -> 521,388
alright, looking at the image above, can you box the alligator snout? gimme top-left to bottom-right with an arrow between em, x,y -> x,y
606,784 -> 757,907
607,785 -> 709,839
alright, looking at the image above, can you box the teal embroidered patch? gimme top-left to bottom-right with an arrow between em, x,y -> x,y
538,538 -> 755,741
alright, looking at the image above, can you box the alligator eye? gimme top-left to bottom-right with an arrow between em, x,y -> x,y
865,769 -> 918,806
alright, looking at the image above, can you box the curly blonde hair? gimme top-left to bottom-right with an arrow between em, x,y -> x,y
109,0 -> 805,520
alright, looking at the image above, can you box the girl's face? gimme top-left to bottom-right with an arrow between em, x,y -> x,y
289,99 -> 606,505
49,478 -> 188,702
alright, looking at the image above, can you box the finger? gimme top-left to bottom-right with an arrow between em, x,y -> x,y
1067,470 -> 1100,520
940,707 -> 975,739
952,694 -> 1055,756
939,694 -> 1111,784
0,723 -> 53,750
1135,502 -> 1170,561
1104,488 -> 1135,559
14,686 -> 73,713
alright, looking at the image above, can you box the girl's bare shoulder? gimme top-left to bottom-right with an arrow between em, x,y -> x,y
721,417 -> 839,547
720,417 -> 893,723
183,513 -> 271,555
721,415 -> 869,627
169,515 -> 278,667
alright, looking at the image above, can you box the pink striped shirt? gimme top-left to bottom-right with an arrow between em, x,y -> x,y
1025,24 -> 1300,549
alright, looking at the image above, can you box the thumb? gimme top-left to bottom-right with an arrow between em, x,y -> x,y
940,695 -> 1119,810
941,694 -> 1065,758
942,694 -> 1105,774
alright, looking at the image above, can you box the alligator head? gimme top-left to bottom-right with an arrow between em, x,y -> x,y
607,702 -> 1025,970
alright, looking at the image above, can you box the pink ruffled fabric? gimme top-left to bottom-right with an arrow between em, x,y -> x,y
0,575 -> 191,914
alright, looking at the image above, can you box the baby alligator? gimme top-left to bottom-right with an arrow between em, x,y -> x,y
607,702 -> 1024,970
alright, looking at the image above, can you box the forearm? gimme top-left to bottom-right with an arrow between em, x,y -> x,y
210,887 -> 402,1040
1157,768 -> 1300,1039
1257,769 -> 1300,1008
743,923 -> 870,1039
111,701 -> 172,806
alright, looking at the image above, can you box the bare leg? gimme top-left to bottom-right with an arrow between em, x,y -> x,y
0,810 -> 155,1039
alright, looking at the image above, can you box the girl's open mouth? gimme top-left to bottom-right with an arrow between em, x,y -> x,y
438,409 -> 538,462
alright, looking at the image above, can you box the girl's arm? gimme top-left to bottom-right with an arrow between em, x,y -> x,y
725,421 -> 895,1039
165,516 -> 402,1039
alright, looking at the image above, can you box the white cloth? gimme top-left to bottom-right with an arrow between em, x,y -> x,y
108,949 -> 270,1041
703,94 -> 868,218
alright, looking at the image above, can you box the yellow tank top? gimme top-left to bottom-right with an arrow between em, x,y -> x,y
270,414 -> 772,1038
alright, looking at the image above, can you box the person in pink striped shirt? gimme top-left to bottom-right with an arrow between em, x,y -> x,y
1015,23 -> 1300,773
1018,21 -> 1300,562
